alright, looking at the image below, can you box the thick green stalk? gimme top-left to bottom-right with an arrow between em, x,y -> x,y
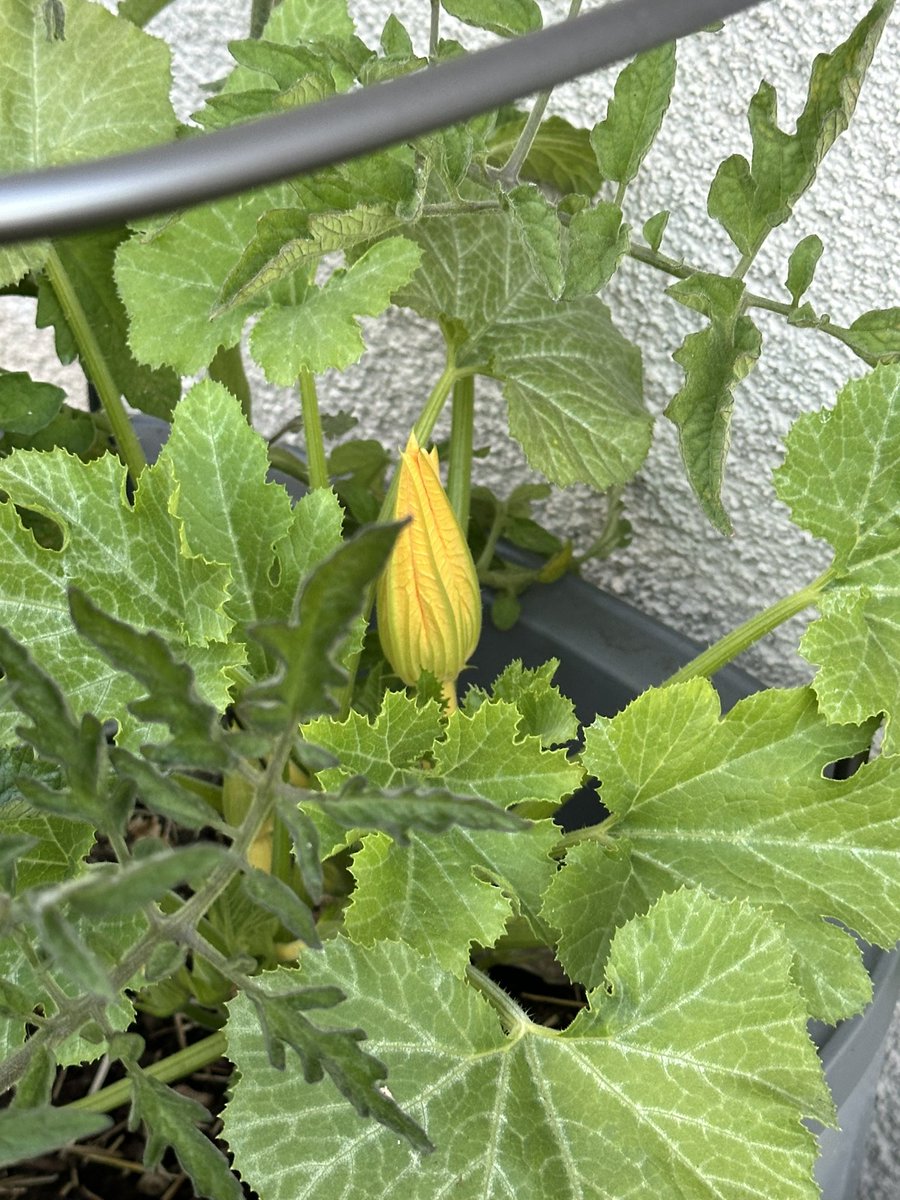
465,964 -> 534,1036
209,343 -> 252,422
447,374 -> 474,532
662,570 -> 833,688
43,247 -> 146,483
249,0 -> 276,38
299,369 -> 329,490
68,1032 -> 228,1115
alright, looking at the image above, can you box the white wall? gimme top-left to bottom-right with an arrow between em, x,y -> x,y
3,0 -> 898,688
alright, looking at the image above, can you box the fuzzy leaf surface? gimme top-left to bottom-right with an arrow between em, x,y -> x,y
487,113 -> 602,195
708,0 -> 893,258
223,893 -> 829,1200
0,449 -> 240,747
249,238 -> 422,382
551,680 -> 899,1022
441,0 -> 541,37
399,210 -> 648,490
590,43 -> 676,187
0,373 -> 64,435
0,1108 -> 110,1170
774,364 -> 900,748
665,273 -> 762,532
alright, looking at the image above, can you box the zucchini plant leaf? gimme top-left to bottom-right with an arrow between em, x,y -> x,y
543,681 -> 899,1023
0,0 -> 176,286
0,372 -> 64,435
0,445 -> 240,749
774,363 -> 900,748
399,209 -> 649,491
463,658 -> 579,747
35,231 -> 180,419
346,820 -> 559,972
115,185 -> 294,375
224,893 -> 830,1200
590,43 -> 677,189
249,237 -> 423,383
708,0 -> 893,260
664,272 -> 762,533
0,749 -> 93,892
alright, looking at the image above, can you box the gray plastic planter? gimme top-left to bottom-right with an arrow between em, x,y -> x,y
469,564 -> 900,1200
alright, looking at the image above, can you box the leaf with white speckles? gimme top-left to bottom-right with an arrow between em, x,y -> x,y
399,209 -> 649,491
774,363 -> 900,749
0,442 -> 240,748
223,892 -> 830,1200
0,0 -> 176,285
543,680 -> 899,1023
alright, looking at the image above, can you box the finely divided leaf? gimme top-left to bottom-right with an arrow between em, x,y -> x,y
224,895 -> 830,1200
554,680 -> 899,1022
665,272 -> 762,533
708,0 -> 893,259
774,363 -> 900,747
590,43 -> 676,189
129,1071 -> 243,1200
400,210 -> 649,491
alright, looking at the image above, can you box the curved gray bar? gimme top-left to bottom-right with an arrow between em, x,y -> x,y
0,0 -> 763,244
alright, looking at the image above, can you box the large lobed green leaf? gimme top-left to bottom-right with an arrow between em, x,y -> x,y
774,363 -> 900,750
0,0 -> 176,286
399,209 -> 649,491
223,891 -> 830,1200
543,680 -> 900,1023
708,0 -> 894,261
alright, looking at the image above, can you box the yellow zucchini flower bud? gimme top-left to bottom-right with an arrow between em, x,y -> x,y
376,433 -> 481,710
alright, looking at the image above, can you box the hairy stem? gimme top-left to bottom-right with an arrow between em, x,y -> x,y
429,0 -> 440,59
493,0 -> 583,187
249,0 -> 275,39
299,369 -> 329,490
68,1032 -> 228,1114
663,570 -> 834,688
43,247 -> 146,483
465,964 -> 534,1035
447,374 -> 474,532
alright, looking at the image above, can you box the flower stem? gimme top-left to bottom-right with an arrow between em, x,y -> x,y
662,570 -> 833,688
447,374 -> 474,532
337,350 -> 463,718
43,247 -> 146,484
299,368 -> 329,490
68,1032 -> 228,1115
429,0 -> 440,59
465,964 -> 533,1035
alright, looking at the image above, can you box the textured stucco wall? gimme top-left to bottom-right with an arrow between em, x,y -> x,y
1,1 -> 898,1193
